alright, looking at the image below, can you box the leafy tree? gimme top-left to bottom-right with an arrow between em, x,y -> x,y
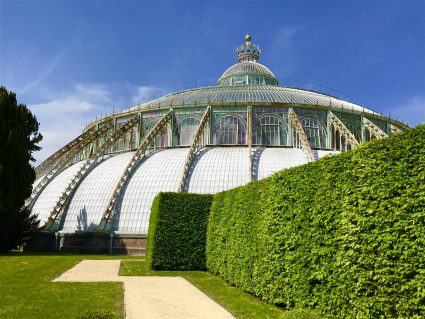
0,86 -> 42,252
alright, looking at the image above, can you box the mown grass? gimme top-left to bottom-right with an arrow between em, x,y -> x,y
1,253 -> 316,319
0,252 -> 138,319
120,259 -> 287,319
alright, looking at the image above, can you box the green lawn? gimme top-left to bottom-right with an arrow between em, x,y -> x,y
1,253 -> 312,319
120,260 -> 287,319
0,252 -> 133,319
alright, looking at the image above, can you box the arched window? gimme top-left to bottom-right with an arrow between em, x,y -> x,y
115,123 -> 135,152
213,114 -> 246,145
254,115 -> 287,146
143,118 -> 168,148
175,117 -> 200,146
301,118 -> 321,148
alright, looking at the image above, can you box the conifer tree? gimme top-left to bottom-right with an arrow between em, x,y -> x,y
0,86 -> 42,251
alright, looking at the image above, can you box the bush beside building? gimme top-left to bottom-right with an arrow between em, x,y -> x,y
147,192 -> 212,270
147,126 -> 424,318
206,125 -> 425,318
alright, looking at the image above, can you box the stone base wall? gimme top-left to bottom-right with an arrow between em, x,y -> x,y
25,231 -> 58,251
24,232 -> 147,255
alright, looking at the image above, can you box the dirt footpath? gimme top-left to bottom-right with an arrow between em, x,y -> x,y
54,260 -> 234,319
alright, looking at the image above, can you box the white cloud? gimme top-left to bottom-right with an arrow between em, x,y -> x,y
388,95 -> 425,127
268,26 -> 299,77
19,49 -> 68,94
29,83 -> 117,164
28,83 -> 161,164
272,27 -> 297,51
131,86 -> 159,105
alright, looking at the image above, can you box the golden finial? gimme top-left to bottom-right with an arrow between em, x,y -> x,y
245,33 -> 251,43
237,33 -> 261,62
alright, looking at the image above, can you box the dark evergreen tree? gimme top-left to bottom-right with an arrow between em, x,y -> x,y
0,86 -> 42,251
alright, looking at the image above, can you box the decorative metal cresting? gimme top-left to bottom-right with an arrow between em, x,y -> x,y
363,117 -> 388,139
329,111 -> 360,149
178,106 -> 211,192
26,123 -> 113,209
236,33 -> 261,62
289,108 -> 315,162
43,115 -> 139,231
97,109 -> 173,231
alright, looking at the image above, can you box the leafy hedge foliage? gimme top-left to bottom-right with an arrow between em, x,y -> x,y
207,125 -> 425,318
147,192 -> 213,270
280,309 -> 322,319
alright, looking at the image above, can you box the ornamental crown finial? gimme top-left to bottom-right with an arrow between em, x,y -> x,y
236,33 -> 261,63
245,33 -> 251,43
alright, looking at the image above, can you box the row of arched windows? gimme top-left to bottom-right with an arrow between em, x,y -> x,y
175,114 -> 327,148
126,113 -> 337,150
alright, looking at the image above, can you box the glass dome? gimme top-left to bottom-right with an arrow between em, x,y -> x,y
218,33 -> 278,86
218,61 -> 278,86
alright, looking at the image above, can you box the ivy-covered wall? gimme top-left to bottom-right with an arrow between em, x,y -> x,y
206,125 -> 425,318
147,192 -> 213,270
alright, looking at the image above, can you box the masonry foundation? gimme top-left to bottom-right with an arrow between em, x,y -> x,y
25,232 -> 147,255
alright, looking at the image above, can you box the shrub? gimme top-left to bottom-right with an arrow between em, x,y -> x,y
281,309 -> 322,319
147,192 -> 213,270
206,125 -> 425,318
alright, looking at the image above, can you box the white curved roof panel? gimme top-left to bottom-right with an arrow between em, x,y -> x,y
31,146 -> 343,235
115,148 -> 188,233
32,161 -> 86,225
62,152 -> 134,232
187,147 -> 250,194
313,150 -> 340,159
257,148 -> 308,180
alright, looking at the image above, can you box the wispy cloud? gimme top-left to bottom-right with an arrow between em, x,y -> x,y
28,83 -> 161,164
19,49 -> 68,94
131,86 -> 160,105
29,83 -> 117,164
268,26 -> 299,77
272,27 -> 297,51
388,95 -> 425,127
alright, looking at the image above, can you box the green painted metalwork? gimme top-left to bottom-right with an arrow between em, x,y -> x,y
43,115 -> 139,231
329,111 -> 359,149
97,110 -> 173,231
27,123 -> 113,210
290,108 -> 314,162
363,117 -> 388,139
178,107 -> 211,192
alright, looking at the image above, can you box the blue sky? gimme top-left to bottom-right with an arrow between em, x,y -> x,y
1,0 -> 424,162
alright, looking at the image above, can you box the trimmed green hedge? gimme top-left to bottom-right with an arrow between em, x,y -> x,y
207,125 -> 425,318
280,309 -> 322,319
147,192 -> 213,270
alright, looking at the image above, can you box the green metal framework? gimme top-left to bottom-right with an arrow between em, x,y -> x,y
290,108 -> 314,162
178,106 -> 211,192
247,105 -> 253,181
35,105 -> 405,178
363,117 -> 388,139
30,34 -> 409,234
329,111 -> 359,149
97,110 -> 173,231
27,123 -> 112,209
43,115 -> 139,231
390,123 -> 402,135
31,101 -> 407,232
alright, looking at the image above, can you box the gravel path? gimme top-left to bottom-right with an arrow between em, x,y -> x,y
54,260 -> 234,319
